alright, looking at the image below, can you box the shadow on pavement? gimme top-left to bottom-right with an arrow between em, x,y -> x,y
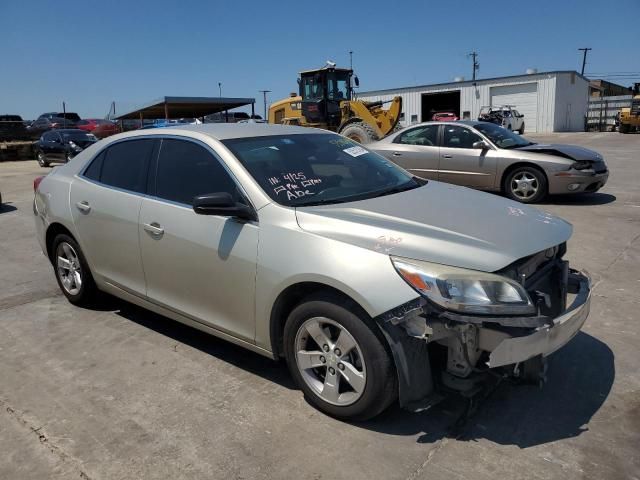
0,203 -> 17,214
88,295 -> 614,448
542,193 -> 617,206
358,332 -> 614,447
102,296 -> 297,391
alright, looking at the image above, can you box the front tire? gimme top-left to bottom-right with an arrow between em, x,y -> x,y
519,123 -> 525,134
52,234 -> 97,305
283,294 -> 397,421
339,122 -> 378,144
37,151 -> 49,167
504,166 -> 547,203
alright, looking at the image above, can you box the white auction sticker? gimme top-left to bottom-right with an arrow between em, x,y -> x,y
343,145 -> 368,157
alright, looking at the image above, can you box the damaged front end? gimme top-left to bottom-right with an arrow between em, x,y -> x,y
375,245 -> 591,411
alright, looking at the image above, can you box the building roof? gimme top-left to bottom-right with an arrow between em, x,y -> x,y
115,96 -> 255,120
358,70 -> 588,96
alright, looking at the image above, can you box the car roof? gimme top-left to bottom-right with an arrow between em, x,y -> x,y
113,123 -> 325,141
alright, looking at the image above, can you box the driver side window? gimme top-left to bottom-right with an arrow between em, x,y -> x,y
395,125 -> 438,146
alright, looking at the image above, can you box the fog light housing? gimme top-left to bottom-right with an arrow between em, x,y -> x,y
568,183 -> 581,191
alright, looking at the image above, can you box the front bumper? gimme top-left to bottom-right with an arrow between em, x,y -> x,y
550,170 -> 609,194
485,270 -> 590,367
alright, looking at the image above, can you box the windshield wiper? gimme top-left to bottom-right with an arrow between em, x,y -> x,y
366,180 -> 423,200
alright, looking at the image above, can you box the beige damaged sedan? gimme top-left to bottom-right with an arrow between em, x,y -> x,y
369,121 -> 609,203
34,124 -> 591,420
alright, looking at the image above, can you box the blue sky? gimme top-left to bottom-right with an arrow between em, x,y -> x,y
1,0 -> 639,119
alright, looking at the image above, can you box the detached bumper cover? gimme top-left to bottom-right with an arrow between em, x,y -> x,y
488,271 -> 590,368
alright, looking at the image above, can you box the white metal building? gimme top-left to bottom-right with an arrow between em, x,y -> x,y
357,71 -> 589,133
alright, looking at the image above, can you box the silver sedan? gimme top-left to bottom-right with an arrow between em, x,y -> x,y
34,124 -> 590,420
369,121 -> 609,203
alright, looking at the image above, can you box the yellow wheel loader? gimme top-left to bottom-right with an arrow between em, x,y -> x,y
618,83 -> 640,133
268,65 -> 402,144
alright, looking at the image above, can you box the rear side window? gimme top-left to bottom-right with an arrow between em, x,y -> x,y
154,139 -> 237,205
98,139 -> 154,193
395,125 -> 439,146
83,151 -> 104,181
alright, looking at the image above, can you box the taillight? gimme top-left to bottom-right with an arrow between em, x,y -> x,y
34,176 -> 45,192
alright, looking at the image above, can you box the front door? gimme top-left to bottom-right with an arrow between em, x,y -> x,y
139,138 -> 258,342
69,138 -> 156,295
438,125 -> 497,189
380,124 -> 440,180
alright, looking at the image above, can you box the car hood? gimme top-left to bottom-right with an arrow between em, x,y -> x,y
295,182 -> 572,272
515,143 -> 602,161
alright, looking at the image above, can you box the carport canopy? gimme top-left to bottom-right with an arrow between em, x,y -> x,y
115,96 -> 256,120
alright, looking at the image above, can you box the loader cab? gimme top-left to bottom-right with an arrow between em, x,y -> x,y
299,67 -> 353,128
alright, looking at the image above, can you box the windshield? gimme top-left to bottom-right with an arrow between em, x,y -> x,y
326,72 -> 350,101
301,74 -> 324,100
222,133 -> 421,207
474,123 -> 534,149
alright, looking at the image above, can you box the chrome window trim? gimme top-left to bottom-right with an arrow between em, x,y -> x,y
77,133 -> 259,220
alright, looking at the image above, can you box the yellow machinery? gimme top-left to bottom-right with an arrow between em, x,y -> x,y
619,83 -> 640,133
268,65 -> 402,144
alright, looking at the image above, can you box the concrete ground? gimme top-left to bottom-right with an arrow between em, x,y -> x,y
0,132 -> 638,480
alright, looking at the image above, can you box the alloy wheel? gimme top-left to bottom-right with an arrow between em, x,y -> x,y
294,317 -> 366,406
510,171 -> 539,200
56,242 -> 82,295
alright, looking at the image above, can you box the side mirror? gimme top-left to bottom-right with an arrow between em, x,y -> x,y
472,140 -> 489,150
192,192 -> 255,220
354,76 -> 360,87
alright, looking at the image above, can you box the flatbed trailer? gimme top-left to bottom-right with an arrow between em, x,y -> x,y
0,140 -> 35,161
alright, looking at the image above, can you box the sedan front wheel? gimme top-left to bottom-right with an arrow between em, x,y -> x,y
284,293 -> 397,421
504,166 -> 547,203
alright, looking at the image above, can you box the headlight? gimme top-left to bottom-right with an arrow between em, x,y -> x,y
69,141 -> 81,150
391,257 -> 535,315
571,160 -> 592,170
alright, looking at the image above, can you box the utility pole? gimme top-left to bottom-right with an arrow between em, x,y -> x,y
349,50 -> 353,70
218,82 -> 222,97
259,90 -> 271,120
578,48 -> 592,75
468,51 -> 479,81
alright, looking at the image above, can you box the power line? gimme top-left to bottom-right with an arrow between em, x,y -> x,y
578,48 -> 592,75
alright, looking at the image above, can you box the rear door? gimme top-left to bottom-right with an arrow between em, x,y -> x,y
438,125 -> 497,189
69,138 -> 156,295
377,125 -> 440,180
138,138 -> 258,342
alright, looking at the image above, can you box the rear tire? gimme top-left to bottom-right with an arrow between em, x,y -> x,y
339,122 -> 378,144
504,166 -> 547,203
619,123 -> 630,134
519,123 -> 525,134
283,293 -> 397,421
51,234 -> 97,306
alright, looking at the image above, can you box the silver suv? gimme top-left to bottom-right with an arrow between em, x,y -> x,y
34,124 -> 591,420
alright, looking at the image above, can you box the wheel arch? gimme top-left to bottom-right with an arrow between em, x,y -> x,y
269,281 -> 371,359
45,222 -> 76,264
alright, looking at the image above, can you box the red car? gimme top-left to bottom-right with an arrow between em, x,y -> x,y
431,112 -> 459,122
76,119 -> 120,138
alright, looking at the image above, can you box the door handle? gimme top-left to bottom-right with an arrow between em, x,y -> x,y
75,201 -> 91,213
442,154 -> 453,159
143,222 -> 164,236
392,151 -> 402,156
